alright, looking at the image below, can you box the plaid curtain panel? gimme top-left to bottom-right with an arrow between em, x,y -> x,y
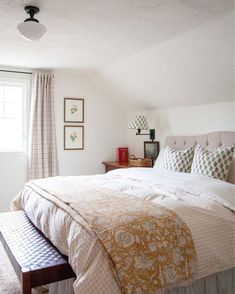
28,72 -> 58,180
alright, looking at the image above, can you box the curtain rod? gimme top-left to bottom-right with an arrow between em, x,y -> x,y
0,69 -> 32,75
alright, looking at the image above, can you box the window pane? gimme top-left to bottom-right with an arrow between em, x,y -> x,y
4,102 -> 21,118
0,79 -> 28,152
0,102 -> 3,117
4,86 -> 22,102
0,86 -> 3,101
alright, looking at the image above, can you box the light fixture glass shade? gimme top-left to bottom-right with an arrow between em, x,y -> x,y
129,115 -> 149,130
17,21 -> 47,41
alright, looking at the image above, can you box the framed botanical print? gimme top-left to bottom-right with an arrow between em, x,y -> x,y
144,141 -> 160,161
64,126 -> 84,150
64,98 -> 84,123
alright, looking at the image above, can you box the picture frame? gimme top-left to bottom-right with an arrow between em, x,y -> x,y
64,98 -> 84,123
64,125 -> 84,150
144,141 -> 160,163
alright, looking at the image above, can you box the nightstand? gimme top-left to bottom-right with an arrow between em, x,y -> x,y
102,161 -> 152,173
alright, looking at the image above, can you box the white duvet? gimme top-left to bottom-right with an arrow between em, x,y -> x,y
12,168 -> 235,294
105,168 -> 235,212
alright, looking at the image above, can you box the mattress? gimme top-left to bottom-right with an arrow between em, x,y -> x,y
12,168 -> 235,294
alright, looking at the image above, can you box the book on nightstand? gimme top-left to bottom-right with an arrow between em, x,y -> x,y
116,147 -> 129,162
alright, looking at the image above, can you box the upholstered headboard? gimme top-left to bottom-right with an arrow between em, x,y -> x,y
165,131 -> 235,184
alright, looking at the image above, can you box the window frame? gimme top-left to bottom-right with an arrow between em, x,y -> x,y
0,73 -> 31,154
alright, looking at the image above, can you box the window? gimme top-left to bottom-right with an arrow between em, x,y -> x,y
0,76 -> 30,152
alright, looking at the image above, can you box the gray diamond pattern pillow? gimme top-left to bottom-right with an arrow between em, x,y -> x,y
159,146 -> 194,173
191,145 -> 234,181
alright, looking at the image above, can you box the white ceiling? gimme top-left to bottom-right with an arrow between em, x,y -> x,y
0,0 -> 234,109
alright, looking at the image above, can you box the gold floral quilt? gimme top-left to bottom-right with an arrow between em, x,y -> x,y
41,182 -> 196,294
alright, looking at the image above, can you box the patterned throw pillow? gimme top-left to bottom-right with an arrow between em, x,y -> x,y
158,146 -> 194,173
191,145 -> 234,181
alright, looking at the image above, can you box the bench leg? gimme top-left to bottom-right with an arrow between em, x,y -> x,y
22,272 -> 31,294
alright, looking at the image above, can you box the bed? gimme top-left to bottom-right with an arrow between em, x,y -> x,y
11,131 -> 235,294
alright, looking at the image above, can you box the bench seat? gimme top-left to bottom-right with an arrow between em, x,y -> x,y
0,211 -> 76,294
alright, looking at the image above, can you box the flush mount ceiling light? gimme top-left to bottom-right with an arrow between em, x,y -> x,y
17,6 -> 47,41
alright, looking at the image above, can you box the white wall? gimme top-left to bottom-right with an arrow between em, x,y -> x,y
54,70 -> 127,176
0,153 -> 28,212
0,71 -> 127,212
127,101 -> 235,157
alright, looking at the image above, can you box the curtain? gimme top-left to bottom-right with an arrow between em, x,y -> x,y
28,72 -> 58,180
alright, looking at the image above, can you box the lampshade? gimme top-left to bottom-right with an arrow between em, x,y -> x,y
17,21 -> 47,41
129,115 -> 149,130
17,6 -> 47,41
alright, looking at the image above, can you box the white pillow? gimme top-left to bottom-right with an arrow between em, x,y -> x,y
191,145 -> 234,181
154,146 -> 194,173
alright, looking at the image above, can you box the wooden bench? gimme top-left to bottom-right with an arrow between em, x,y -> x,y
0,211 -> 76,294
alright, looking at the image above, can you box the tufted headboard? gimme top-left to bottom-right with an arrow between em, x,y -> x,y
165,131 -> 235,184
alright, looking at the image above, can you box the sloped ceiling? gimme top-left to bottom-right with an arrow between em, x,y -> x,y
0,0 -> 234,109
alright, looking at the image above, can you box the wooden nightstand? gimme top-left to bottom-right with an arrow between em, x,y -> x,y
102,161 -> 152,173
